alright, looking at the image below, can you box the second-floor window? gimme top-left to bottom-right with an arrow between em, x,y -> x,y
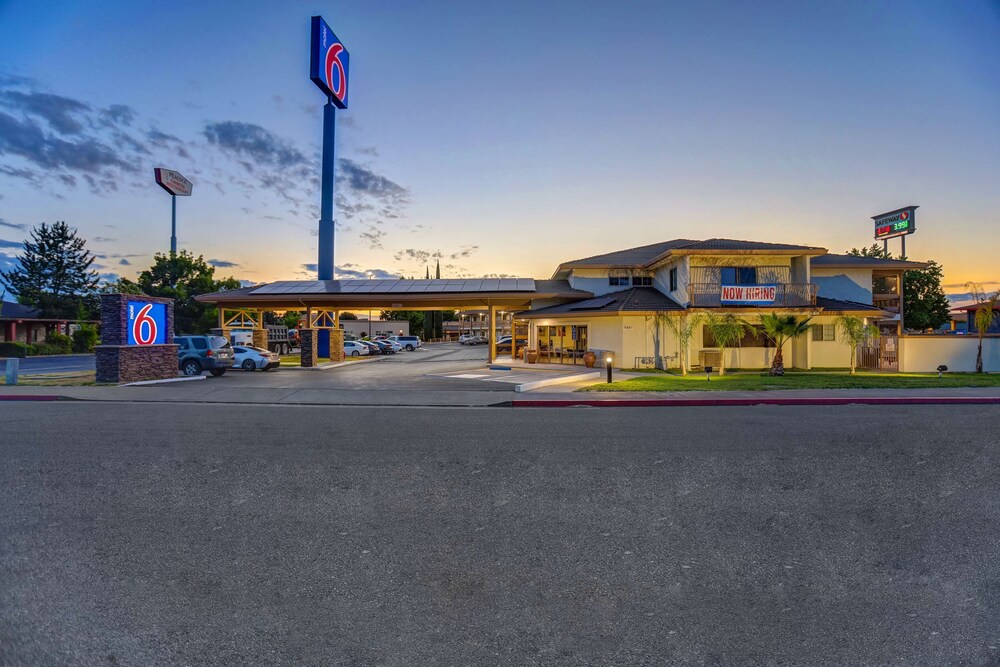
669,268 -> 678,291
720,267 -> 757,284
633,276 -> 652,286
609,276 -> 629,286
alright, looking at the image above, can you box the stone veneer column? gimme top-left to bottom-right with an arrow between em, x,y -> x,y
252,328 -> 268,350
329,329 -> 345,362
300,329 -> 318,367
95,293 -> 179,384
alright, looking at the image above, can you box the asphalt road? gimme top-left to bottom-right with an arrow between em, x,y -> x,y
2,403 -> 999,665
10,354 -> 95,375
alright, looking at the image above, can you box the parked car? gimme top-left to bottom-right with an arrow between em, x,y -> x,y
233,345 -> 280,371
458,334 -> 478,344
390,335 -> 422,351
496,336 -> 528,353
462,335 -> 487,346
369,339 -> 396,354
176,335 -> 235,376
358,340 -> 385,355
344,340 -> 370,357
383,339 -> 403,352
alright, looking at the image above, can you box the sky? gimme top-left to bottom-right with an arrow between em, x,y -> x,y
1,0 -> 998,294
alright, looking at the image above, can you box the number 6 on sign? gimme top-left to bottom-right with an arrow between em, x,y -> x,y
126,301 -> 167,346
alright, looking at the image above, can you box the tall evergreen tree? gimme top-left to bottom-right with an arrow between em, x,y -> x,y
0,221 -> 99,319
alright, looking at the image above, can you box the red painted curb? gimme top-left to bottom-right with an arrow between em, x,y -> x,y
513,396 -> 1000,408
0,395 -> 64,402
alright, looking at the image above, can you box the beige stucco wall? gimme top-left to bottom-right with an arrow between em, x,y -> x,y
899,335 -> 1000,373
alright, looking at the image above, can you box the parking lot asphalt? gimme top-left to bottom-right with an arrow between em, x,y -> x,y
2,402 -> 999,665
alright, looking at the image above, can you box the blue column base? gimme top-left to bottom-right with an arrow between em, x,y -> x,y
318,329 -> 331,358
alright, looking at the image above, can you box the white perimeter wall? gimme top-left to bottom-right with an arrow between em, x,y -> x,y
900,336 -> 1000,373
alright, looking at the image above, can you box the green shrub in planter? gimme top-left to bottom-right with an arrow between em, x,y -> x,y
39,332 -> 72,354
72,325 -> 98,353
0,342 -> 29,358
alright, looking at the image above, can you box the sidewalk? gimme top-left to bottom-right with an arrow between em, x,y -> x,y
0,384 -> 998,407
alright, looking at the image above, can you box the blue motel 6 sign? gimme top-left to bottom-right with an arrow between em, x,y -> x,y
127,301 -> 167,346
310,16 -> 350,108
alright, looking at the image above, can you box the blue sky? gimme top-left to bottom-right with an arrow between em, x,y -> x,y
1,0 -> 998,290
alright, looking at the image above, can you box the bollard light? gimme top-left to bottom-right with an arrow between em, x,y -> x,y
606,356 -> 613,383
937,364 -> 948,378
705,365 -> 713,381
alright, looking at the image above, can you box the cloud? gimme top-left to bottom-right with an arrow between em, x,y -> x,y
0,111 -> 134,175
208,258 -> 240,268
203,121 -> 308,169
334,263 -> 398,280
0,218 -> 27,231
359,228 -> 387,249
0,238 -> 24,249
0,90 -> 90,134
301,263 -> 318,272
93,236 -> 116,243
0,251 -> 20,276
100,104 -> 136,127
98,272 -> 120,283
394,248 -> 443,265
118,258 -> 131,266
450,245 -> 479,260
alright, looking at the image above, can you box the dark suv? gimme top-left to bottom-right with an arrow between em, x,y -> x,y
176,335 -> 235,376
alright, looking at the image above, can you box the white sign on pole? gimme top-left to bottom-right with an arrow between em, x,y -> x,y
154,168 -> 193,196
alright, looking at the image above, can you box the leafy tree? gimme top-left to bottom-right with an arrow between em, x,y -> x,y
836,315 -> 878,375
902,261 -> 950,331
281,311 -> 303,329
758,313 -> 812,376
702,312 -> 748,376
100,277 -> 146,295
0,221 -> 99,319
847,245 -> 950,331
657,312 -> 701,374
339,311 -> 358,320
381,310 -> 424,336
966,282 -> 1000,373
135,251 -> 240,333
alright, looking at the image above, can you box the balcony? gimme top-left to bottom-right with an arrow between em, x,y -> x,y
688,282 -> 818,308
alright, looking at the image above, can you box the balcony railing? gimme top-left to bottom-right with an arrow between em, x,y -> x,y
688,282 -> 817,308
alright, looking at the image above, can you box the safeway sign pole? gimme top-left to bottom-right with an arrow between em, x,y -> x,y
154,168 -> 193,256
171,194 -> 177,255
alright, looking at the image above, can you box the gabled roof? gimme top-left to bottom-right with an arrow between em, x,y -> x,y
0,300 -> 42,319
811,254 -> 928,270
519,287 -> 684,318
554,238 -> 827,276
814,297 -> 885,313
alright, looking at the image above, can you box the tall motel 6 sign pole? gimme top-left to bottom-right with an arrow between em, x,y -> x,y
309,15 -> 350,358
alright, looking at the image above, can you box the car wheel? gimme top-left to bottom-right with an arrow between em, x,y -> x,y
406,344 -> 415,351
209,369 -> 226,377
182,360 -> 201,376
351,350 -> 360,357
242,359 -> 256,371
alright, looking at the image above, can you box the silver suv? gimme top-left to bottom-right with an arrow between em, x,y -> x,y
176,335 -> 235,376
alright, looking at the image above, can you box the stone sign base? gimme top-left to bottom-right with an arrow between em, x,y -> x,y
96,344 -> 179,384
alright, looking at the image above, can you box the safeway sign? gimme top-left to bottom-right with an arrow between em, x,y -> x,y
720,285 -> 776,305
154,168 -> 193,196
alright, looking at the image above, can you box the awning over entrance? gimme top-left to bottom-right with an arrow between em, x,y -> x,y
196,278 -> 590,310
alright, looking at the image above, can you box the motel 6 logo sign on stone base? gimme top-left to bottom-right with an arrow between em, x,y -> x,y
310,16 -> 350,108
127,301 -> 167,346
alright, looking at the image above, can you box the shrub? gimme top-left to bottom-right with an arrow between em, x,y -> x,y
38,332 -> 72,355
72,324 -> 99,353
0,342 -> 29,358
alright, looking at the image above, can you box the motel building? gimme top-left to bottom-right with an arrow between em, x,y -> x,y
198,237 -> 995,373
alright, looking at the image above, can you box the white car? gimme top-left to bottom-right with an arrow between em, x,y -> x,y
233,345 -> 279,371
377,338 -> 403,352
344,340 -> 370,357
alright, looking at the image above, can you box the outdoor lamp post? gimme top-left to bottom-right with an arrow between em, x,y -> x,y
705,365 -> 713,381
606,356 -> 613,383
937,364 -> 948,378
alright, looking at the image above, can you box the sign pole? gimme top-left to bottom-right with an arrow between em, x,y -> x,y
171,194 -> 177,255
317,96 -> 337,358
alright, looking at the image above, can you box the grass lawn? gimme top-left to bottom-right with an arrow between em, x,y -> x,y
582,370 -> 1000,392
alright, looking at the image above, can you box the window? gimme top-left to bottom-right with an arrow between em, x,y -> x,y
720,267 -> 757,284
702,324 -> 773,348
633,276 -> 652,286
669,268 -> 678,291
812,324 -> 836,341
609,276 -> 629,286
192,338 -> 208,349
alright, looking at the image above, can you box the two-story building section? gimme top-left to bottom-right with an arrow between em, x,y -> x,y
519,238 -> 924,371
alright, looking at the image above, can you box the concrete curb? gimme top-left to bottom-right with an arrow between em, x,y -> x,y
123,375 -> 206,387
514,372 -> 601,393
0,394 -> 67,401
512,396 -> 1000,408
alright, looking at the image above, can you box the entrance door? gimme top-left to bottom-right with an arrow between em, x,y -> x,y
536,325 -> 588,364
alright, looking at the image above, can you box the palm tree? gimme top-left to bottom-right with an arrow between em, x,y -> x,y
966,282 -> 1000,373
759,313 -> 812,376
702,312 -> 748,376
836,315 -> 878,375
658,312 -> 701,375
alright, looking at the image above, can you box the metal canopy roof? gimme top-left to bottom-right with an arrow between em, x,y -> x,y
249,278 -> 536,295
